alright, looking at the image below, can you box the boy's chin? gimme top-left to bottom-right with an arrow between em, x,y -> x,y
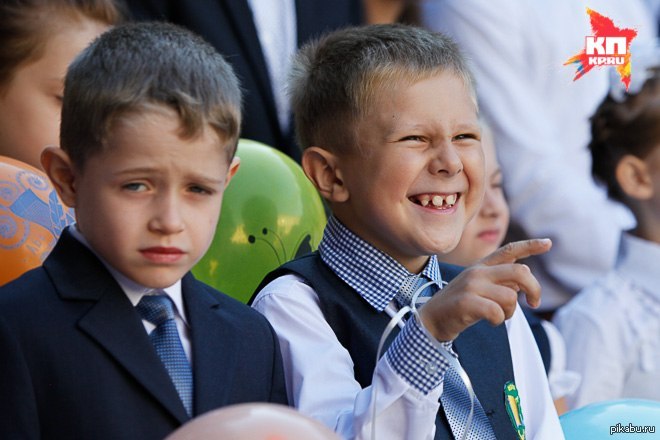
432,243 -> 461,256
126,271 -> 187,290
423,227 -> 463,254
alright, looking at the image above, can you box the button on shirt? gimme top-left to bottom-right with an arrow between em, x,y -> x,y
554,233 -> 660,409
252,216 -> 562,439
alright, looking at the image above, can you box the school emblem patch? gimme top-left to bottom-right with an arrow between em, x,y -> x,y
504,381 -> 525,440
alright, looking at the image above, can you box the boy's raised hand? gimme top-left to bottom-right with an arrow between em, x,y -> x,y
419,239 -> 552,342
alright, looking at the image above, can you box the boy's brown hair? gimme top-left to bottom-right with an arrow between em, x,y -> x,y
289,23 -> 476,154
0,0 -> 123,92
61,21 -> 242,168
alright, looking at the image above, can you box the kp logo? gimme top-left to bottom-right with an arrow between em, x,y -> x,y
564,8 -> 638,90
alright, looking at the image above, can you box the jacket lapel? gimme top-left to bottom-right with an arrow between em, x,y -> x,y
182,275 -> 241,414
44,230 -> 189,423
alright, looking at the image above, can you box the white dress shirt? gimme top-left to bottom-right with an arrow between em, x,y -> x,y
252,217 -> 563,439
554,233 -> 660,409
540,319 -> 581,400
420,0 -> 656,310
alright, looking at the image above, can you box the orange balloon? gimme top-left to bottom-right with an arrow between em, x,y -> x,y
0,155 -> 74,286
165,403 -> 341,440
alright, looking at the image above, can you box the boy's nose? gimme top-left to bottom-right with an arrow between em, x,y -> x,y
148,193 -> 185,234
430,145 -> 463,176
480,190 -> 500,217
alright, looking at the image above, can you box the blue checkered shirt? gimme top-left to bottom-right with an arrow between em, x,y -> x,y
319,216 -> 457,394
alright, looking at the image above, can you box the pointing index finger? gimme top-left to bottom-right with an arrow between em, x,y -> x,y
480,239 -> 552,266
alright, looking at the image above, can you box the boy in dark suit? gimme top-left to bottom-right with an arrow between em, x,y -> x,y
0,22 -> 287,440
252,25 -> 563,439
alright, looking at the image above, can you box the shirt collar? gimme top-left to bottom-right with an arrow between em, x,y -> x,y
617,232 -> 660,299
67,224 -> 187,324
318,216 -> 443,311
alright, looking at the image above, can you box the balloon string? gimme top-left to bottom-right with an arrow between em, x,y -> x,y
371,305 -> 410,440
370,281 -> 474,440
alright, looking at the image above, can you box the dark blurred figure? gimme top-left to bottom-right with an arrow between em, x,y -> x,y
126,0 -> 364,161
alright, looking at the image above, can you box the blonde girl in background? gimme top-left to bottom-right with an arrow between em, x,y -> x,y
0,0 -> 122,169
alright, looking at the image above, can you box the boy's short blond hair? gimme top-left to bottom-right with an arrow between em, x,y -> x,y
61,22 -> 242,168
289,24 -> 476,153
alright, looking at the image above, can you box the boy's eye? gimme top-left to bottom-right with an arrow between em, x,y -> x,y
188,185 -> 213,195
123,182 -> 148,192
400,135 -> 424,142
453,133 -> 478,141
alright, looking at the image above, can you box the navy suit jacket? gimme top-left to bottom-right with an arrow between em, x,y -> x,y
0,229 -> 288,440
126,0 -> 364,161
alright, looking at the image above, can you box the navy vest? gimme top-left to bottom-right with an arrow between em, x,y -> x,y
254,252 -> 519,439
523,308 -> 551,374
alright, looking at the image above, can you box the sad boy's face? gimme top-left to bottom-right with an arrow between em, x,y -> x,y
334,71 -> 484,273
70,108 -> 239,288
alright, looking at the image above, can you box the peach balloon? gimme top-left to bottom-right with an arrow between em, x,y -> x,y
165,403 -> 341,440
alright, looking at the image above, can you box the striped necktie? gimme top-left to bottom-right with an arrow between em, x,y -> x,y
396,275 -> 496,440
136,294 -> 193,417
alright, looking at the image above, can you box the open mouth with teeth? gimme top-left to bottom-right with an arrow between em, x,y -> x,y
409,193 -> 459,209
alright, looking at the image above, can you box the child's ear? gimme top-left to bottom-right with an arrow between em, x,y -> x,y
616,154 -> 653,200
224,156 -> 240,189
302,146 -> 349,203
41,146 -> 78,208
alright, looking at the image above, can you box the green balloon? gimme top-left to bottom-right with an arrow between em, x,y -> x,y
193,139 -> 327,303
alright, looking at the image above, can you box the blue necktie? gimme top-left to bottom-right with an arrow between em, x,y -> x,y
136,294 -> 193,416
396,275 -> 496,440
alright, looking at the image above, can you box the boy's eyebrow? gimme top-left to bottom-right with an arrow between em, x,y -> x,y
385,121 -> 481,137
184,174 -> 226,185
454,122 -> 481,132
112,167 -> 225,185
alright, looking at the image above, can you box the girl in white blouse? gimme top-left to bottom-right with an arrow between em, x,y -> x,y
554,68 -> 660,409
